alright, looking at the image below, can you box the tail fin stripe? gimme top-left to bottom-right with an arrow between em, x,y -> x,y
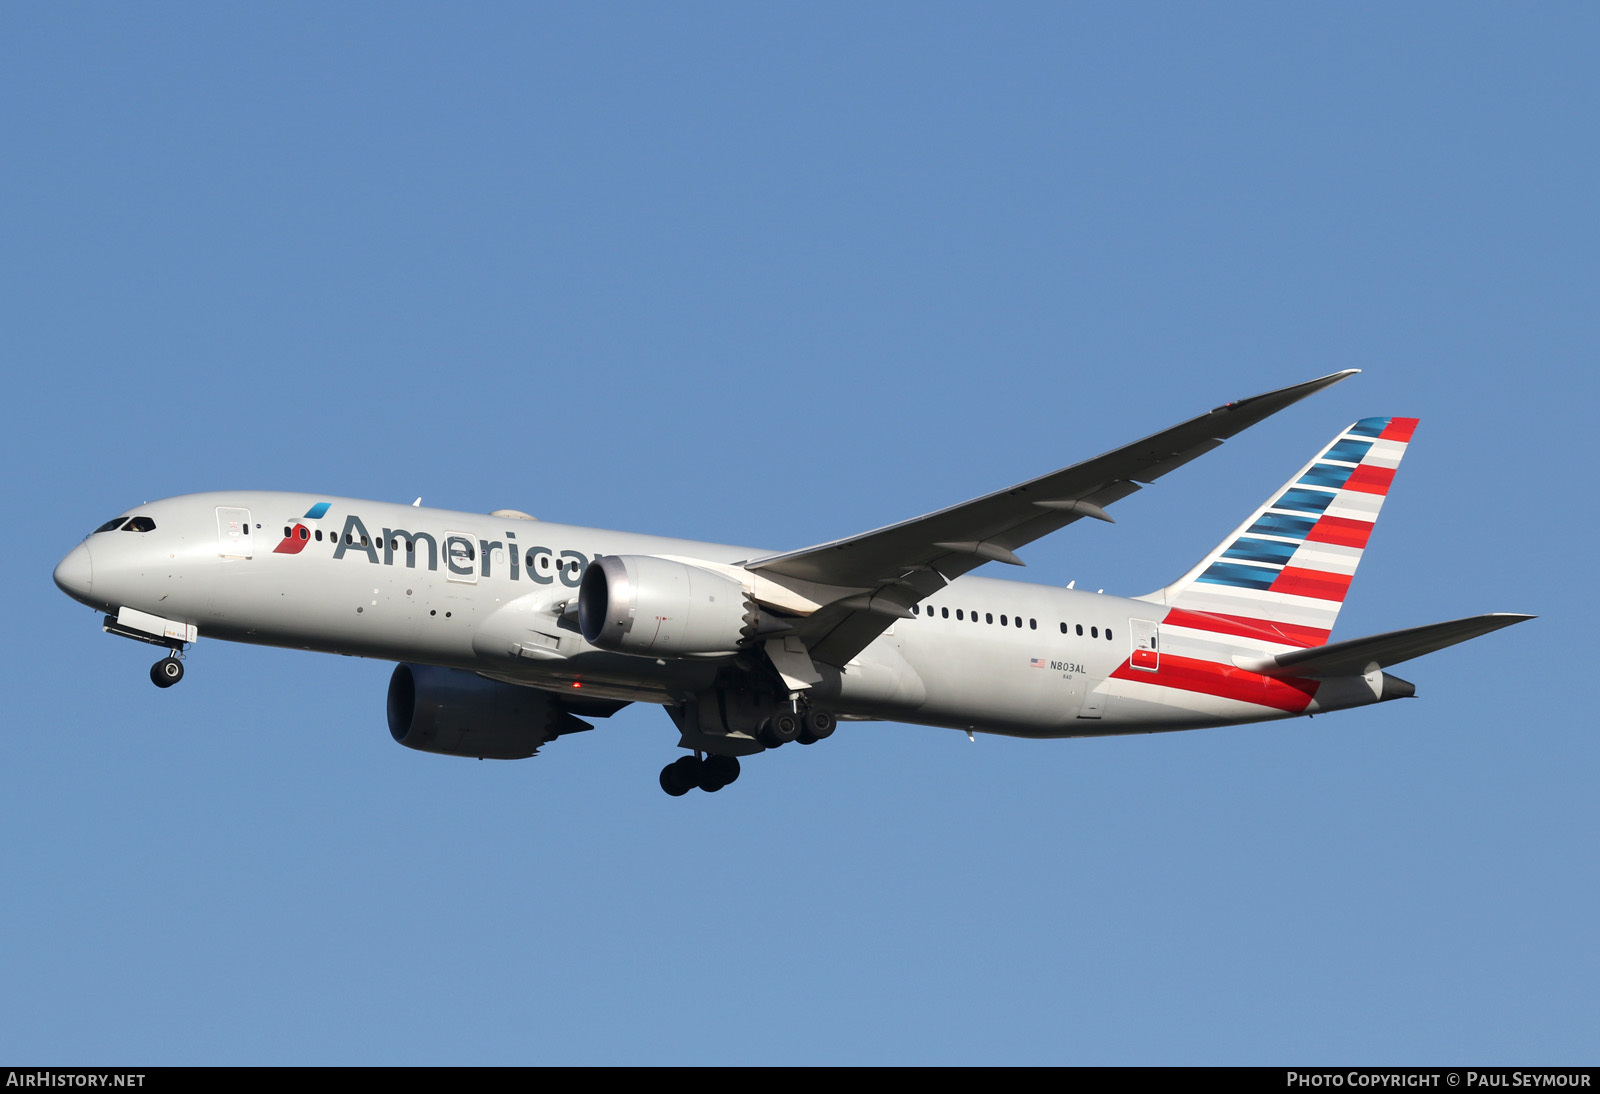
1142,414 -> 1416,648
1323,438 -> 1375,463
1269,567 -> 1353,600
1197,562 -> 1279,589
1379,417 -> 1419,442
1292,542 -> 1363,573
1360,438 -> 1409,468
1165,585 -> 1348,628
1344,464 -> 1396,495
1297,464 -> 1357,489
1248,513 -> 1319,539
1323,491 -> 1385,520
1305,516 -> 1374,549
1222,538 -> 1301,565
1276,488 -> 1339,514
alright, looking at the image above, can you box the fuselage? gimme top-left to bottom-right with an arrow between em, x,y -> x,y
54,491 -> 1379,740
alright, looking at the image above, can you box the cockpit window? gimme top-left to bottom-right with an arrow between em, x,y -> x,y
122,516 -> 157,533
94,518 -> 128,533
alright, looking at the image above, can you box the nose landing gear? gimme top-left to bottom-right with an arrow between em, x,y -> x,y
100,609 -> 195,689
150,656 -> 185,688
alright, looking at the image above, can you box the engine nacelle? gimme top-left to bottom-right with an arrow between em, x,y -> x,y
579,554 -> 756,657
386,663 -> 591,759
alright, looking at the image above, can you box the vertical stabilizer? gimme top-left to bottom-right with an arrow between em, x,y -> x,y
1140,417 -> 1418,648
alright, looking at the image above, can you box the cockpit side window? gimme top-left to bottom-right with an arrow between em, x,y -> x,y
122,516 -> 157,532
94,518 -> 128,533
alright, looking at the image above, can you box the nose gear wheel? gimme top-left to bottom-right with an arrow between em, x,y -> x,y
150,656 -> 185,688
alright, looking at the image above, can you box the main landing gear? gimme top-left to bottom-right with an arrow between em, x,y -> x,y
659,753 -> 741,796
658,707 -> 839,796
756,708 -> 836,747
798,708 -> 835,746
150,655 -> 185,688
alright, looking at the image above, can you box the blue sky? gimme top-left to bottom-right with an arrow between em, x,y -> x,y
2,4 -> 1593,1064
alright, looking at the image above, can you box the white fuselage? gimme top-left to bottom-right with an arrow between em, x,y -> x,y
55,491 -> 1382,741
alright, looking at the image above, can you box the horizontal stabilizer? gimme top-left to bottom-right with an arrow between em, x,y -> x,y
1239,613 -> 1533,678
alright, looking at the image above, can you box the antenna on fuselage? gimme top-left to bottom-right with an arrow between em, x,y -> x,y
412,498 -> 421,507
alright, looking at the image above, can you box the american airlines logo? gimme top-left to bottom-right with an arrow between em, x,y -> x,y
278,507 -> 592,587
272,502 -> 331,555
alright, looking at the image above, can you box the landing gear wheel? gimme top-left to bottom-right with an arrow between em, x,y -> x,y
151,657 -> 184,688
699,754 -> 741,792
757,712 -> 801,748
659,766 -> 690,796
797,709 -> 836,745
659,755 -> 701,797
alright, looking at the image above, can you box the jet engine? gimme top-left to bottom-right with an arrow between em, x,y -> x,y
579,554 -> 758,657
386,664 -> 592,759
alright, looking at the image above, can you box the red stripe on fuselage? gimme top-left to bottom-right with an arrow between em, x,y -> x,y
1379,417 -> 1419,442
1306,515 -> 1373,549
1160,608 -> 1330,649
1110,654 -> 1318,713
1270,566 -> 1352,601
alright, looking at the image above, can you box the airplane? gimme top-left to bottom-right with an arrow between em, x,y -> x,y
52,371 -> 1530,796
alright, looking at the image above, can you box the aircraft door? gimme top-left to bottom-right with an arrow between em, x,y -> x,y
216,507 -> 253,559
1130,618 -> 1159,671
444,532 -> 479,584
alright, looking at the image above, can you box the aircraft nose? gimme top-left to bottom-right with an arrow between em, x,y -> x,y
53,541 -> 94,603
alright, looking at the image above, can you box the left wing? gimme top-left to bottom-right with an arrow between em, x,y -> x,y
745,370 -> 1358,667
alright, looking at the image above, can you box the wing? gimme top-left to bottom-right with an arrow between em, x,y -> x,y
745,370 -> 1359,667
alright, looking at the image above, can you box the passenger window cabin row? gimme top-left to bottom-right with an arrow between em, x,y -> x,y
909,602 -> 1114,641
